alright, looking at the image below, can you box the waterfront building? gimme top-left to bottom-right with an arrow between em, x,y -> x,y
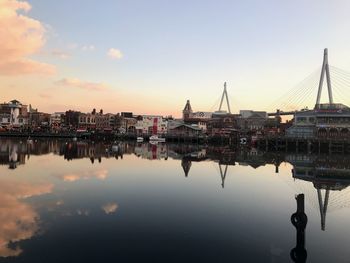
135,115 -> 168,135
50,112 -> 65,127
167,121 -> 202,136
207,112 -> 239,135
30,112 -> 50,128
78,112 -> 96,129
182,100 -> 212,132
0,100 -> 28,128
65,110 -> 80,129
120,116 -> 137,134
287,103 -> 350,138
95,113 -> 116,130
237,110 -> 268,131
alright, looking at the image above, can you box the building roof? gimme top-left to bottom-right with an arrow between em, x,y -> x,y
171,123 -> 202,131
9,99 -> 21,104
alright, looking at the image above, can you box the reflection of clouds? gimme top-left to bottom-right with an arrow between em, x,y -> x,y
102,203 -> 118,214
56,169 -> 108,182
77,209 -> 90,216
56,200 -> 64,206
0,180 -> 52,257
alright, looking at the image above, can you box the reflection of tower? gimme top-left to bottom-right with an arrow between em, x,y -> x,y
181,158 -> 192,177
317,188 -> 330,231
219,164 -> 228,188
183,100 -> 193,120
218,82 -> 231,114
9,144 -> 18,169
290,194 -> 308,263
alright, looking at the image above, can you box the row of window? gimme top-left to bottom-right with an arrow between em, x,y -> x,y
296,116 -> 350,124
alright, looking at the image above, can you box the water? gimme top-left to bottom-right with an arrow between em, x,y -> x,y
0,138 -> 350,262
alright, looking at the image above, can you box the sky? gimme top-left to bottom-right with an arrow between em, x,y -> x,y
1,0 -> 350,117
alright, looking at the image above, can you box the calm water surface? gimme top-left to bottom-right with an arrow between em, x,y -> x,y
0,138 -> 350,262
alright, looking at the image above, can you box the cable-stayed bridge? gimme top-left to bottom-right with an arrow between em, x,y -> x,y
268,48 -> 350,116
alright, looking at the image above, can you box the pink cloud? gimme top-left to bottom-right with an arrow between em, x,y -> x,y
38,93 -> 52,99
55,78 -> 109,91
0,0 -> 55,75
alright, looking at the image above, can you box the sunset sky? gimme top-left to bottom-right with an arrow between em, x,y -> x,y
1,0 -> 350,117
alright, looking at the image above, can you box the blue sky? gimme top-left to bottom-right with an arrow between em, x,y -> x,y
2,0 -> 350,115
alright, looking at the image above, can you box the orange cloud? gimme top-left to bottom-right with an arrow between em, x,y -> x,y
51,50 -> 70,59
102,203 -> 118,214
0,0 -> 55,75
55,78 -> 109,91
56,169 -> 108,182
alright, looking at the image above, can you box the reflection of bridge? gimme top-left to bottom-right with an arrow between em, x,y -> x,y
289,154 -> 350,230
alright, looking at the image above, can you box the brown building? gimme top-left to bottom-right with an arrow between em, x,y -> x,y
65,110 -> 80,128
207,112 -> 239,135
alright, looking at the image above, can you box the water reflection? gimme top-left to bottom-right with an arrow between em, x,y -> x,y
289,154 -> 350,231
290,194 -> 308,263
0,176 -> 52,257
0,138 -> 350,261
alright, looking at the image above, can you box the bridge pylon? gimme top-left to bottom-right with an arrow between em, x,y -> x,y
218,82 -> 231,114
315,48 -> 334,109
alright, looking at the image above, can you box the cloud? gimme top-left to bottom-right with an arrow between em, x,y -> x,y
0,179 -> 52,257
55,78 -> 109,92
108,48 -> 123,59
55,169 -> 109,182
0,0 -> 55,75
82,45 -> 95,51
38,93 -> 53,99
51,50 -> 70,59
102,203 -> 118,214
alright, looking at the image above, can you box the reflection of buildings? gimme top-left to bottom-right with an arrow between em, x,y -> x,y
290,154 -> 350,230
0,140 -> 26,169
60,141 -> 124,162
134,143 -> 168,160
3,138 -> 350,230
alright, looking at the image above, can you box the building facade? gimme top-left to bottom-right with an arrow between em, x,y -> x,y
135,115 -> 168,135
0,100 -> 28,128
287,103 -> 350,138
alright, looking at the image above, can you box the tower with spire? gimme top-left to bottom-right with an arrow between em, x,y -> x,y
182,100 -> 193,120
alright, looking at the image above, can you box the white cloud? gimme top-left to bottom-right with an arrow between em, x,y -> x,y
108,48 -> 123,59
82,45 -> 95,51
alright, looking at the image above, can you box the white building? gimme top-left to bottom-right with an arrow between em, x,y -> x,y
0,100 -> 28,128
135,115 -> 168,135
50,112 -> 65,126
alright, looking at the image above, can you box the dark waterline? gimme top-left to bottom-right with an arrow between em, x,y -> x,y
0,138 -> 350,262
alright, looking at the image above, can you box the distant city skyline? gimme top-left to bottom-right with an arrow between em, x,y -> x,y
1,0 -> 350,117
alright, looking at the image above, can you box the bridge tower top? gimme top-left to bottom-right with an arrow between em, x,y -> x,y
218,82 -> 231,114
315,48 -> 334,109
